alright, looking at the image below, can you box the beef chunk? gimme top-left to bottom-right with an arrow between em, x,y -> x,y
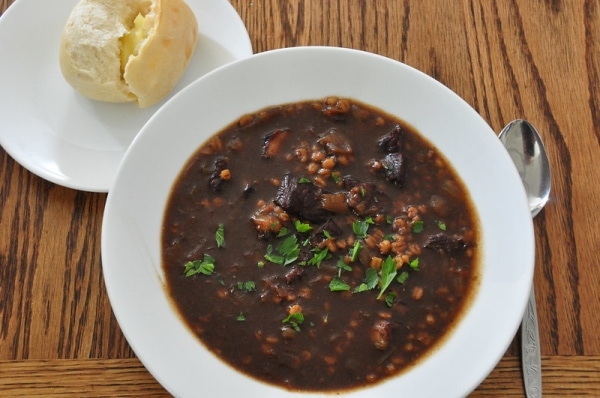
377,125 -> 404,153
424,233 -> 467,253
208,156 -> 229,191
274,175 -> 330,223
345,179 -> 390,217
380,152 -> 407,187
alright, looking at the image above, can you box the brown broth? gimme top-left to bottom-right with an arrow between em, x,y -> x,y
162,97 -> 480,392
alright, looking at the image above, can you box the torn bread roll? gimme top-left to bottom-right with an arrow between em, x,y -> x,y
59,0 -> 198,108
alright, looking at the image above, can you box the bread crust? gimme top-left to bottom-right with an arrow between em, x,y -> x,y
59,0 -> 198,108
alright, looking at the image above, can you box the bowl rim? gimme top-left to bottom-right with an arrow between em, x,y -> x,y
102,46 -> 535,398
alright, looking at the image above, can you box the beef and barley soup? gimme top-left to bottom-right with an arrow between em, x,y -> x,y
162,97 -> 480,392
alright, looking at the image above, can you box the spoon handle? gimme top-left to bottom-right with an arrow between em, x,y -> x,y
522,285 -> 542,397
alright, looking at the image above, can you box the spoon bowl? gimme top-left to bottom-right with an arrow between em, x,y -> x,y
498,119 -> 552,217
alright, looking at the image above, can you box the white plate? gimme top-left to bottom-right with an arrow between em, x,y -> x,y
102,47 -> 535,397
0,0 -> 252,192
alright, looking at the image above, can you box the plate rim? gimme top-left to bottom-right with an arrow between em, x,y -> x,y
0,0 -> 253,192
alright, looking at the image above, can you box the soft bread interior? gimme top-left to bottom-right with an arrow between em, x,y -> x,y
120,6 -> 153,73
59,0 -> 198,108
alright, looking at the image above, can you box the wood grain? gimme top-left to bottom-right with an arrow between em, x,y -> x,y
1,0 -> 600,396
0,356 -> 599,397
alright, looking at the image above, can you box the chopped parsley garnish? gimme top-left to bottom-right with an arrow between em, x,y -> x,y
265,234 -> 300,266
282,312 -> 304,332
352,220 -> 369,238
385,292 -> 397,307
329,277 -> 351,292
236,312 -> 246,321
276,227 -> 289,237
353,268 -> 378,293
183,254 -> 216,277
298,177 -> 311,184
349,241 -> 362,262
412,220 -> 424,233
307,247 -> 330,267
337,259 -> 353,274
409,257 -> 420,271
294,220 -> 313,233
397,271 -> 409,284
215,223 -> 225,248
237,281 -> 256,292
436,220 -> 447,231
377,256 -> 398,299
331,172 -> 341,184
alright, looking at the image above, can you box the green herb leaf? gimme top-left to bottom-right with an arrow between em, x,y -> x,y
331,172 -> 341,184
276,227 -> 289,237
350,241 -> 362,262
236,312 -> 246,321
382,234 -> 395,242
308,247 -> 330,268
265,235 -> 300,266
337,259 -> 353,273
412,220 -> 424,233
298,177 -> 311,184
282,312 -> 304,332
329,277 -> 351,292
237,281 -> 256,292
215,223 -> 225,248
436,220 -> 447,231
397,271 -> 409,284
264,244 -> 283,264
257,261 -> 265,268
385,292 -> 397,307
294,220 -> 313,233
353,220 -> 369,238
353,268 -> 378,293
365,268 -> 379,289
323,230 -> 332,239
409,257 -> 419,271
353,283 -> 369,293
377,256 -> 397,299
183,254 -> 216,277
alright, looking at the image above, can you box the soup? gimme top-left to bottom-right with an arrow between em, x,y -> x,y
162,97 -> 480,391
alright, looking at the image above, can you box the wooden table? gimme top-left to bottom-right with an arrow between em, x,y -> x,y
1,0 -> 599,396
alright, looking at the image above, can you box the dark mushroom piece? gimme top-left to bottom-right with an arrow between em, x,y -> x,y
208,156 -> 230,192
380,152 -> 407,187
317,128 -> 354,156
261,128 -> 290,159
424,233 -> 467,253
377,124 -> 404,153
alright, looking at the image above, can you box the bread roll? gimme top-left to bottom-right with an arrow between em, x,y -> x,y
59,0 -> 198,108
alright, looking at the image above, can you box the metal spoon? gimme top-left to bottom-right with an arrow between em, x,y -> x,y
499,119 -> 551,398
